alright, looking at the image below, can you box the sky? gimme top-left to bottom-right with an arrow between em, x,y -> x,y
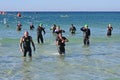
0,0 -> 120,11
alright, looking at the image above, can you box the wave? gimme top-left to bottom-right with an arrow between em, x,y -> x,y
60,15 -> 69,18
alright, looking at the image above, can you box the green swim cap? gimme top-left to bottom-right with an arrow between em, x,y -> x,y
84,24 -> 88,28
39,23 -> 43,26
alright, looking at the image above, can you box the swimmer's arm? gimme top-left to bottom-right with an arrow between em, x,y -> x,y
62,37 -> 69,43
30,37 -> 35,51
42,28 -> 46,34
80,27 -> 86,32
111,27 -> 113,30
62,38 -> 69,43
19,38 -> 23,53
65,38 -> 69,42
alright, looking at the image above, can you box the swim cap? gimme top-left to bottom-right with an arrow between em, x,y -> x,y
39,23 -> 43,26
108,24 -> 112,27
84,24 -> 88,28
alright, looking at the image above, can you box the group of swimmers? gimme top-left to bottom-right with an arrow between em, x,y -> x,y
17,22 -> 35,31
19,23 -> 113,59
19,23 -> 69,59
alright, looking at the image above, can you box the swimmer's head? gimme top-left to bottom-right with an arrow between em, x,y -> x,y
39,23 -> 43,26
84,24 -> 88,28
24,31 -> 29,37
108,24 -> 112,27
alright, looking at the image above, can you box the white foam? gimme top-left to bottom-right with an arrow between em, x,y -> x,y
51,52 -> 58,55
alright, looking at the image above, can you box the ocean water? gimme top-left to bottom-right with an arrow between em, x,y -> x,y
0,12 -> 120,80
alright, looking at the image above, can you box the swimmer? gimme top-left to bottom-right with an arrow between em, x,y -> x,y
19,31 -> 35,58
80,24 -> 91,46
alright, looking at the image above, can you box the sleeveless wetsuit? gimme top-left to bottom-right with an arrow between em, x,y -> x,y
22,36 -> 32,57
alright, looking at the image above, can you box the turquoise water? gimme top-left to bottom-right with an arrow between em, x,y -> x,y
0,12 -> 120,80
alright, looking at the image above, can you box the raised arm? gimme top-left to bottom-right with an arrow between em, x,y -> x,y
43,28 -> 46,34
80,27 -> 86,32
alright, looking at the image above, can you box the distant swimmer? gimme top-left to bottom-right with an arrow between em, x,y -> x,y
37,23 -> 46,44
69,24 -> 76,34
56,33 -> 69,55
50,24 -> 57,33
30,23 -> 34,30
19,31 -> 35,58
17,12 -> 21,17
80,24 -> 91,46
17,22 -> 22,31
107,24 -> 113,37
55,26 -> 65,35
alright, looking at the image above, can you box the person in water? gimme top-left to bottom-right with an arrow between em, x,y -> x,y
55,26 -> 65,35
19,31 -> 35,58
37,23 -> 46,44
69,24 -> 76,34
107,24 -> 113,37
17,12 -> 21,17
30,23 -> 34,30
17,22 -> 22,31
80,24 -> 91,46
50,24 -> 57,33
56,33 -> 69,55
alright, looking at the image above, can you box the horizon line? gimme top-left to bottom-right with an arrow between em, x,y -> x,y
1,10 -> 120,12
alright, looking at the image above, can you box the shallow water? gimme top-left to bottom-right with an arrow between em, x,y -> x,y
0,39 -> 120,80
0,12 -> 120,80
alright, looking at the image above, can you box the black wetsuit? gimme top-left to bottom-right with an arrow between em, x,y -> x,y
30,25 -> 34,30
55,30 -> 65,35
37,26 -> 45,43
81,27 -> 91,45
52,26 -> 56,33
69,26 -> 76,34
17,24 -> 22,31
107,27 -> 113,36
56,37 -> 66,54
22,36 -> 32,57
